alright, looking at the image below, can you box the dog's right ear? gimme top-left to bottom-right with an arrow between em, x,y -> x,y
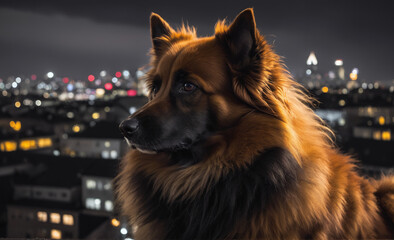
150,13 -> 175,57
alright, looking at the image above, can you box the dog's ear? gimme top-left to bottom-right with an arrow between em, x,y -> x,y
150,13 -> 175,56
223,8 -> 257,68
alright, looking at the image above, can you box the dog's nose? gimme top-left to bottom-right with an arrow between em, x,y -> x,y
119,118 -> 139,139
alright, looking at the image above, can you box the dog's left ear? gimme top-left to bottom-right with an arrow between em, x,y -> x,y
150,13 -> 175,57
222,8 -> 257,68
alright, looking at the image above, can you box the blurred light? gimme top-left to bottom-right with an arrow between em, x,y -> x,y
72,125 -> 80,133
338,99 -> 346,106
100,70 -> 107,77
88,75 -> 95,82
379,116 -> 385,125
12,82 -> 18,88
104,106 -> 110,112
105,141 -> 111,147
306,51 -> 318,65
47,72 -> 54,78
53,150 -> 60,156
328,71 -> 335,80
374,82 -> 379,89
334,59 -> 343,66
120,228 -> 128,235
96,88 -> 105,96
382,131 -> 391,141
9,121 -> 15,128
95,79 -> 102,86
110,150 -> 118,159
31,74 -> 37,80
349,73 -> 357,81
115,71 -> 122,78
136,70 -> 145,78
352,68 -> 359,75
15,101 -> 21,108
0,141 -> 17,152
123,70 -> 130,78
129,107 -> 137,114
112,77 -> 118,83
306,69 -> 312,75
2,91 -> 8,96
361,83 -> 367,89
15,77 -> 21,83
19,139 -> 37,150
338,118 -> 346,126
67,84 -> 74,92
38,138 -> 52,148
92,112 -> 100,119
111,218 -> 120,227
104,83 -> 113,90
321,86 -> 328,93
358,88 -> 363,94
63,77 -> 69,83
0,83 -> 4,89
63,214 -> 74,226
43,92 -> 50,98
35,100 -> 42,106
14,121 -> 21,131
67,112 -> 74,118
368,83 -> 373,89
127,89 -> 137,96
341,89 -> 348,94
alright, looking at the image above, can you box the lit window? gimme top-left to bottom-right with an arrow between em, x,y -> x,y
373,131 -> 381,140
110,150 -> 118,159
51,229 -> 62,239
50,213 -> 61,224
86,179 -> 96,189
37,211 -> 47,222
63,214 -> 74,226
102,150 -> 109,159
111,218 -> 120,227
104,182 -> 112,190
104,141 -> 111,148
105,200 -> 114,212
382,131 -> 391,141
86,198 -> 101,210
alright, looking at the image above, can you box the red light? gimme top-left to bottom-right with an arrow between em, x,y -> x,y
127,89 -> 137,96
31,74 -> 37,80
62,77 -> 69,84
115,72 -> 122,78
104,83 -> 113,90
88,75 -> 95,82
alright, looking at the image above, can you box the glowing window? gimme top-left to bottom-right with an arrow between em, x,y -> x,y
38,138 -> 52,148
94,199 -> 101,210
105,200 -> 114,212
86,198 -> 101,210
37,211 -> 47,222
104,182 -> 112,190
86,179 -> 96,189
382,131 -> 391,141
51,229 -> 62,239
110,150 -> 118,159
19,139 -> 37,150
102,150 -> 109,159
63,214 -> 74,226
50,213 -> 61,224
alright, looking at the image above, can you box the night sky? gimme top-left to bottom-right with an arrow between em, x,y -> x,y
1,0 -> 393,82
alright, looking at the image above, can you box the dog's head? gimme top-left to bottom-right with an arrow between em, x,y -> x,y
120,9 -> 284,155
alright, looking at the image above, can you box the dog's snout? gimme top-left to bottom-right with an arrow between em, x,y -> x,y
119,118 -> 139,139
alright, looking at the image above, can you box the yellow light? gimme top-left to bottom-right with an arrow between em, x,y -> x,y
338,99 -> 346,106
63,214 -> 74,226
9,121 -> 15,128
51,229 -> 62,239
349,72 -> 358,81
92,112 -> 100,119
50,213 -> 61,224
72,125 -> 80,133
19,140 -> 37,150
38,138 -> 52,148
15,101 -> 21,108
382,131 -> 391,141
321,86 -> 328,93
1,141 -> 17,152
14,121 -> 21,131
378,116 -> 385,125
0,143 -> 4,152
111,218 -> 120,227
37,211 -> 48,222
373,131 -> 381,140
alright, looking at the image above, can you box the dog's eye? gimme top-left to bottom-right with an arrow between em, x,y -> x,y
180,82 -> 197,93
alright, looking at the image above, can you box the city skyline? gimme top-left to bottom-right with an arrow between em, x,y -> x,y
0,0 -> 394,82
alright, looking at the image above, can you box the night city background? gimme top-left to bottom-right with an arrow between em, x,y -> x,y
1,0 -> 393,239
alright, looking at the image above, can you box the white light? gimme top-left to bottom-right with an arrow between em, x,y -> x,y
67,84 -> 74,92
306,69 -> 312,75
338,118 -> 346,126
112,77 -> 118,83
110,150 -> 118,159
306,51 -> 318,65
129,107 -> 137,114
53,150 -> 60,156
12,82 -> 18,88
368,83 -> 373,89
67,112 -> 74,118
125,238 -> 133,240
104,141 -> 111,147
102,150 -> 109,159
361,83 -> 367,89
100,70 -> 107,77
123,70 -> 130,78
136,70 -> 145,79
120,228 -> 128,235
334,59 -> 343,66
35,100 -> 42,106
105,200 -> 114,211
47,72 -> 54,78
15,77 -> 21,83
352,68 -> 359,75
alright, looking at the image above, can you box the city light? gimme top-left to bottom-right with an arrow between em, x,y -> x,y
306,51 -> 318,65
100,70 -> 107,77
120,227 -> 128,235
127,89 -> 137,96
63,214 -> 74,226
349,73 -> 357,81
51,229 -> 61,239
72,125 -> 81,133
0,141 -> 17,152
19,140 -> 37,151
92,112 -> 100,119
35,100 -> 42,106
47,72 -> 54,78
123,70 -> 130,78
31,74 -> 37,80
338,99 -> 346,106
321,86 -> 329,93
15,77 -> 21,83
112,77 -> 118,83
88,75 -> 95,82
111,218 -> 120,227
334,59 -> 343,66
104,83 -> 113,90
379,116 -> 385,125
382,131 -> 391,141
115,71 -> 122,78
63,77 -> 69,83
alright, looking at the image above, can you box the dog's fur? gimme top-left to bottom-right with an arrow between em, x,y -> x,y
116,9 -> 394,239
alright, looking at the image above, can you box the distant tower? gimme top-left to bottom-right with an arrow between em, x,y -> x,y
334,59 -> 345,81
304,51 -> 322,88
306,51 -> 318,70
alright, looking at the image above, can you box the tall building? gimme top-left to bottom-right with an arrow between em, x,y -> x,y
304,51 -> 322,88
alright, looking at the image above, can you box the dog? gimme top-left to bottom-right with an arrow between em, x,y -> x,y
117,8 -> 394,239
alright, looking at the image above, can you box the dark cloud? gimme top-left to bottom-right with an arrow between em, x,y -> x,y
0,0 -> 393,82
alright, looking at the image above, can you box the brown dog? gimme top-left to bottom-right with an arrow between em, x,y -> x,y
117,8 -> 394,239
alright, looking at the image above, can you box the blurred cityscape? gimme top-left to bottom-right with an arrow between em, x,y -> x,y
0,52 -> 393,239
